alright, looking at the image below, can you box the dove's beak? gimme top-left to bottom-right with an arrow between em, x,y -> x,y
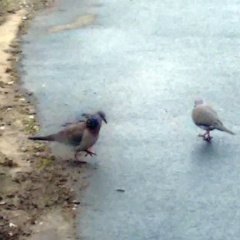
103,118 -> 107,124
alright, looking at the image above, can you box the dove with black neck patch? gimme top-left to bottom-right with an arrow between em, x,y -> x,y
28,111 -> 107,162
62,110 -> 107,127
192,99 -> 235,142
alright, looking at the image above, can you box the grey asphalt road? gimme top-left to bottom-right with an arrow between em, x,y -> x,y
21,0 -> 240,239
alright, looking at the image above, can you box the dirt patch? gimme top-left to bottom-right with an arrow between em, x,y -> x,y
0,1 -> 85,240
0,0 -> 54,25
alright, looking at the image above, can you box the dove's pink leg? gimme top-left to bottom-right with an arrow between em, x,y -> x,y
198,131 -> 212,142
204,134 -> 212,142
73,149 -> 96,163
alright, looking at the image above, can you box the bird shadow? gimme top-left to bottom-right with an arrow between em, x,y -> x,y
67,160 -> 87,166
190,138 -> 220,164
65,159 -> 98,170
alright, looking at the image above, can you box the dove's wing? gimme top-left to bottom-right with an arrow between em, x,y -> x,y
192,105 -> 221,129
54,122 -> 86,146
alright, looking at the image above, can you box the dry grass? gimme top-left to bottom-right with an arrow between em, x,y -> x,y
0,0 -> 19,14
0,0 -> 20,25
0,0 -> 51,25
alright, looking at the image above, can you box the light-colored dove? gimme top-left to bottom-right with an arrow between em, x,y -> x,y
28,111 -> 107,162
192,99 -> 235,142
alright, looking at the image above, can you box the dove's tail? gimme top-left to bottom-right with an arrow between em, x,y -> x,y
217,125 -> 235,135
28,135 -> 55,141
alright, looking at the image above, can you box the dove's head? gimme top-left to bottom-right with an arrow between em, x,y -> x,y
96,110 -> 107,124
86,117 -> 99,129
194,99 -> 204,107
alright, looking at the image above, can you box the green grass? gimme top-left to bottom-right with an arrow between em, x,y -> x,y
25,118 -> 37,133
37,156 -> 52,169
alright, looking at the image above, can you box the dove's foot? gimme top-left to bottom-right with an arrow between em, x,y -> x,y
203,136 -> 212,142
198,132 -> 212,142
84,149 -> 97,157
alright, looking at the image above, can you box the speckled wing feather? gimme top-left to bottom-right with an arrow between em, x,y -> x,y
52,122 -> 86,146
28,121 -> 87,146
